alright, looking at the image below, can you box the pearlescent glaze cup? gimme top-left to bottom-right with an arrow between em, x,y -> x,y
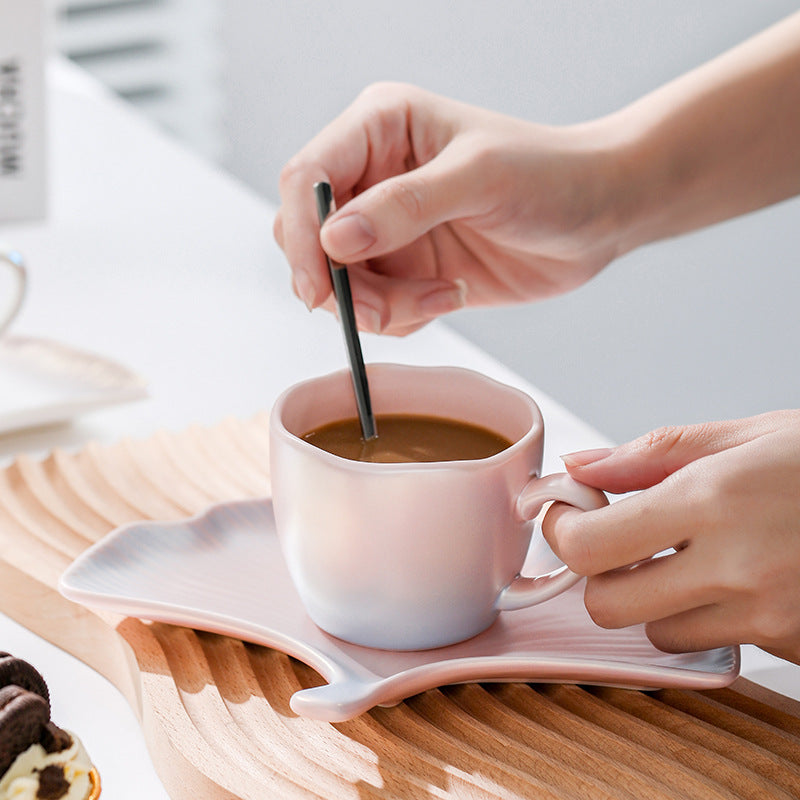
270,364 -> 608,651
0,244 -> 26,338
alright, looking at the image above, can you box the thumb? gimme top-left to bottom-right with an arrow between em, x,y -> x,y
320,145 -> 479,263
561,420 -> 752,494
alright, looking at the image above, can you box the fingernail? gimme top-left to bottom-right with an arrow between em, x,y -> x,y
419,279 -> 468,315
323,213 -> 376,258
354,302 -> 383,334
294,270 -> 315,310
561,447 -> 615,467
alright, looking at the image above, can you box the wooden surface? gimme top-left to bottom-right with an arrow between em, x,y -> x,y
1,416 -> 799,799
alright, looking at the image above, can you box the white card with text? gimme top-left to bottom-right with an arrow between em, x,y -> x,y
0,0 -> 47,222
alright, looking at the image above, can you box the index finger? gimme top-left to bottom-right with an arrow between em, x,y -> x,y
275,83 -> 447,308
275,88 -> 395,307
541,466 -> 710,576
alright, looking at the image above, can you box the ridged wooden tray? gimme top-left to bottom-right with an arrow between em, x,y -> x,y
1,415 -> 799,799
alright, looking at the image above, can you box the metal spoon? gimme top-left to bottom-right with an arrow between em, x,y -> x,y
313,181 -> 377,441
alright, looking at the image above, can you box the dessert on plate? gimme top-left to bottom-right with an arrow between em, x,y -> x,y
0,653 -> 99,799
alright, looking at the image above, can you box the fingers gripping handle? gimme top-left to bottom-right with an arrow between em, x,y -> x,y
516,473 -> 609,521
495,473 -> 609,612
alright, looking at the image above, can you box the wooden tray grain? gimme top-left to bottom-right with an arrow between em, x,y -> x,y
1,415 -> 799,799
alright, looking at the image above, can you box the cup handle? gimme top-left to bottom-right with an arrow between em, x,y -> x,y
0,245 -> 26,338
494,472 -> 609,611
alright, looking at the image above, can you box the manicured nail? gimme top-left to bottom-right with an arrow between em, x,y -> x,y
294,270 -> 315,310
354,302 -> 383,334
419,279 -> 468,315
323,213 -> 376,258
561,447 -> 615,467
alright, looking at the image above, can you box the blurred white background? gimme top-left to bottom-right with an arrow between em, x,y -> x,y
55,0 -> 799,443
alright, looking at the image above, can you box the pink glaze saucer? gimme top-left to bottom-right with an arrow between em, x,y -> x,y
59,499 -> 739,722
0,335 -> 147,434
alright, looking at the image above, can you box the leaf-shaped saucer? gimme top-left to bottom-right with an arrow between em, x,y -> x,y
59,499 -> 739,722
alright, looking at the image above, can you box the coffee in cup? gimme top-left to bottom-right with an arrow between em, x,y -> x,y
302,413 -> 512,463
270,363 -> 608,651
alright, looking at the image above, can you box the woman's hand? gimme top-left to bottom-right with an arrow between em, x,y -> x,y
274,82 -> 626,335
275,12 -> 800,336
543,410 -> 800,664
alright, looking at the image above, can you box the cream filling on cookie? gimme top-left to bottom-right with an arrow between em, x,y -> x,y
0,731 -> 92,800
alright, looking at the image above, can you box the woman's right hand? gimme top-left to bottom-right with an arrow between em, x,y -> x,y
545,411 -> 800,665
274,82 -> 628,336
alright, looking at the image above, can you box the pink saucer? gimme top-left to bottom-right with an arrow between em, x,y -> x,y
59,499 -> 739,722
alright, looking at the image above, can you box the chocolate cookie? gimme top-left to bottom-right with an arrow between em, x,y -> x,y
0,653 -> 50,706
39,720 -> 73,754
0,685 -> 50,776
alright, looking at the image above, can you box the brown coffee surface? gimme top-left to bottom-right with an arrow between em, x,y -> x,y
302,414 -> 512,463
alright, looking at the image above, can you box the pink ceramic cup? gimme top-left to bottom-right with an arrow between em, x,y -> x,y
270,364 -> 608,651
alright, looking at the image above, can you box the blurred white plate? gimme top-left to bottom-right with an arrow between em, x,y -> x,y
0,335 -> 147,434
60,498 -> 740,722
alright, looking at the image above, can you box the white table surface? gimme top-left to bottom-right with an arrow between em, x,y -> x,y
1,59 -> 797,799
